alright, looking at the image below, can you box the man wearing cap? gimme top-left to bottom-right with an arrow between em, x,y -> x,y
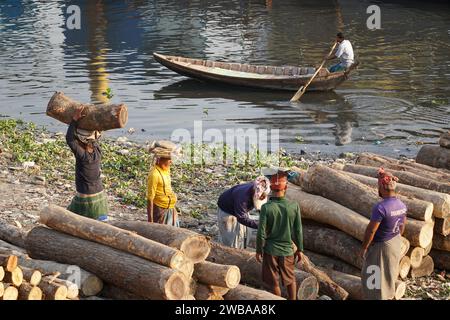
66,106 -> 108,221
147,140 -> 180,226
360,168 -> 407,300
217,176 -> 271,249
256,171 -> 303,300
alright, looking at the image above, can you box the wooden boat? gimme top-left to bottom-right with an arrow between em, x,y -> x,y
153,52 -> 357,92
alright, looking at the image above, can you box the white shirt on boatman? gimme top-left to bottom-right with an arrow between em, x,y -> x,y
335,40 -> 354,67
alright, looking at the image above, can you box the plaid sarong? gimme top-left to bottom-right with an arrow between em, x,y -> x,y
68,191 -> 108,220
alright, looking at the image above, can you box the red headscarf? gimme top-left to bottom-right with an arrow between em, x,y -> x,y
377,167 -> 399,191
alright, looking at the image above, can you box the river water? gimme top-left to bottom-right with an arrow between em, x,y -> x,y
0,0 -> 449,157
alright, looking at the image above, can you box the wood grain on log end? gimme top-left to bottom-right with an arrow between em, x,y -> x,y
0,254 -> 18,272
180,236 -> 211,263
4,267 -> 23,287
399,256 -> 411,280
2,285 -> 18,300
410,255 -> 434,278
19,282 -> 43,300
395,280 -> 406,300
408,247 -> 425,269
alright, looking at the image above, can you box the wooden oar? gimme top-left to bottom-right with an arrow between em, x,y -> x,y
290,42 -> 337,102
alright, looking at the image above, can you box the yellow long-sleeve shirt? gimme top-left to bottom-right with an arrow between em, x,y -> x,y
147,165 -> 177,209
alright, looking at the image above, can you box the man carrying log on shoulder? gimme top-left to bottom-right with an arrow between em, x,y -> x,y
66,106 -> 108,221
360,168 -> 407,300
255,170 -> 303,300
217,176 -> 271,249
147,141 -> 181,226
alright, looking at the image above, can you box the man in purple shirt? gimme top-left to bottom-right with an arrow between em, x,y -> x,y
217,177 -> 270,249
360,168 -> 407,300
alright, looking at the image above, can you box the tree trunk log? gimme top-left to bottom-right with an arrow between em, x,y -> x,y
416,145 -> 450,170
100,283 -> 145,300
44,277 -> 79,299
434,218 -> 450,236
432,233 -> 450,252
423,240 -> 433,256
207,241 -> 319,300
302,165 -> 434,227
18,282 -> 43,300
335,170 -> 450,219
342,164 -> 450,194
193,261 -> 240,289
0,282 -> 3,298
439,131 -> 450,149
399,256 -> 411,280
429,249 -> 450,271
1,284 -> 18,300
39,205 -> 185,270
395,280 -> 406,300
194,283 -> 224,300
0,220 -> 27,248
224,284 -> 285,300
0,254 -> 18,272
324,269 -> 363,300
407,247 -> 425,269
111,221 -> 211,264
302,224 -> 363,269
178,259 -> 194,279
26,227 -> 189,300
3,267 -> 23,286
410,255 -> 434,278
46,91 -> 128,131
0,266 -> 4,282
304,250 -> 360,277
21,267 -> 42,286
18,256 -> 103,297
39,277 -> 68,300
356,152 -> 450,181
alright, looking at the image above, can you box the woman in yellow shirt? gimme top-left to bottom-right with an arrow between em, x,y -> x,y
147,141 -> 180,226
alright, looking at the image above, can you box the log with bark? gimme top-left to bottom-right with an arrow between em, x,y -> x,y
416,145 -> 450,170
432,233 -> 450,252
301,165 -> 434,248
341,164 -> 450,194
46,91 -> 128,131
18,257 -> 102,297
111,221 -> 211,263
407,247 -> 425,269
434,218 -> 450,236
100,283 -> 145,300
0,254 -> 18,272
39,277 -> 68,300
399,256 -> 411,280
18,282 -> 43,300
224,284 -> 285,300
439,131 -> 450,149
44,277 -> 79,299
335,169 -> 450,219
429,249 -> 450,270
409,255 -> 434,278
207,242 -> 319,300
39,205 -> 186,270
324,269 -> 363,300
194,283 -> 224,300
0,220 -> 27,248
423,240 -> 433,256
0,282 -> 3,299
4,267 -> 23,287
0,266 -> 4,282
2,284 -> 18,300
193,261 -> 240,289
26,226 -> 189,300
304,250 -> 361,277
356,152 -> 450,181
20,267 -> 42,287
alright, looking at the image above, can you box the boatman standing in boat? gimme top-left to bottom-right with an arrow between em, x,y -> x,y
326,32 -> 354,73
360,168 -> 407,300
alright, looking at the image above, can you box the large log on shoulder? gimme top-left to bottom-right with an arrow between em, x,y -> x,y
335,170 -> 450,219
416,145 -> 450,170
356,152 -> 450,181
46,91 -> 128,131
26,227 -> 189,300
302,165 -> 434,248
429,249 -> 450,271
0,219 -> 27,248
341,164 -> 450,195
111,221 -> 211,263
18,257 -> 102,296
207,242 -> 320,300
224,284 -> 285,300
193,261 -> 240,289
39,205 -> 185,270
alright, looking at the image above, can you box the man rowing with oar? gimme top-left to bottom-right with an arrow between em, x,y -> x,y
326,32 -> 354,73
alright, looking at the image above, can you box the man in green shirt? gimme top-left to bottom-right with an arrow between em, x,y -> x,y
256,171 -> 303,300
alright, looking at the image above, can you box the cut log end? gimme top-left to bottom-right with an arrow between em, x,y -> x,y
4,267 -> 23,287
399,256 -> 411,280
400,237 -> 410,257
395,281 -> 406,300
117,105 -> 128,128
165,272 -> 189,301
297,274 -> 319,300
19,283 -> 43,300
81,275 -> 104,297
225,266 -> 241,289
418,223 -> 434,249
410,255 -> 434,278
180,237 -> 211,263
2,286 -> 19,300
0,254 -> 18,272
408,247 -> 425,269
0,266 -> 4,282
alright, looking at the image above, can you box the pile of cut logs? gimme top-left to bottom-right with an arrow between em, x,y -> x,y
285,152 -> 450,299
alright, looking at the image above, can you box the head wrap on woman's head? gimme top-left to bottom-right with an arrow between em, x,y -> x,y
377,167 -> 399,191
75,128 -> 102,144
254,176 -> 271,199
